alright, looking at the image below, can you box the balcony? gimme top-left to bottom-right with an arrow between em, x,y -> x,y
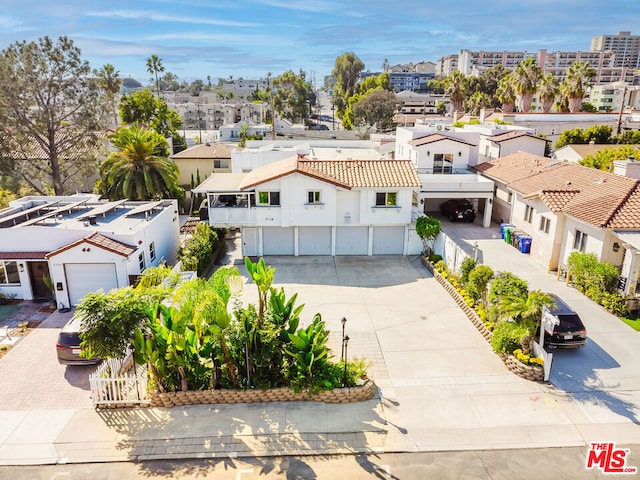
419,173 -> 494,196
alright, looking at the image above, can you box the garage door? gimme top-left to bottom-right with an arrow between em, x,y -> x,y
65,263 -> 118,305
298,227 -> 332,255
263,227 -> 294,255
372,226 -> 405,254
335,226 -> 369,255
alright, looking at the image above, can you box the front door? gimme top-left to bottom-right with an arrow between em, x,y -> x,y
28,261 -> 53,302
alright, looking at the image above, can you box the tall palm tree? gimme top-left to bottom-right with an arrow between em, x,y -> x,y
511,58 -> 542,113
99,125 -> 180,201
465,91 -> 492,116
537,73 -> 559,113
444,70 -> 467,114
146,54 -> 165,98
95,64 -> 122,127
561,61 -> 596,113
496,73 -> 516,113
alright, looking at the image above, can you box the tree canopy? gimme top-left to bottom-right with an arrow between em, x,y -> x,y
351,89 -> 397,132
0,36 -> 107,195
272,69 -> 314,123
332,52 -> 365,116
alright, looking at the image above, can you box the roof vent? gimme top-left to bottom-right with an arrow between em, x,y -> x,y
565,181 -> 572,186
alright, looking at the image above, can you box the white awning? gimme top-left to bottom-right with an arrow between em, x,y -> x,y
614,231 -> 640,251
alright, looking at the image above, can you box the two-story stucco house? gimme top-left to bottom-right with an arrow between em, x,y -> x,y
194,155 -> 423,256
0,194 -> 180,308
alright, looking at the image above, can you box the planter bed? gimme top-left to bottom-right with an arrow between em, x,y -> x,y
148,379 -> 377,407
424,258 -> 544,382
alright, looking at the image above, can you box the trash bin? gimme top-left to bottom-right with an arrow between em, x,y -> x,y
504,226 -> 515,244
500,223 -> 515,239
519,235 -> 532,254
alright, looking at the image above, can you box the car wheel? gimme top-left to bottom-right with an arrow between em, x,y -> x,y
449,214 -> 456,222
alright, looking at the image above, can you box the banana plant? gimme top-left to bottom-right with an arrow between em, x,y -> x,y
245,257 -> 275,325
269,287 -> 303,335
285,313 -> 330,384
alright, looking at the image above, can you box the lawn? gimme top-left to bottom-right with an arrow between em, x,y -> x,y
621,316 -> 640,332
0,304 -> 22,326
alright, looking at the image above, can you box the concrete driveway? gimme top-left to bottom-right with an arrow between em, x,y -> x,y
239,254 -> 637,452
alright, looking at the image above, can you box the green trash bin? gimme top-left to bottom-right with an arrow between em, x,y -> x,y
505,226 -> 514,244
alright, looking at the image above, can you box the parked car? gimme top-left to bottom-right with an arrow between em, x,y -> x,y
440,199 -> 476,223
539,293 -> 587,349
56,315 -> 101,365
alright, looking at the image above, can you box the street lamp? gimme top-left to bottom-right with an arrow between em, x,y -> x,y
340,317 -> 347,361
342,335 -> 350,387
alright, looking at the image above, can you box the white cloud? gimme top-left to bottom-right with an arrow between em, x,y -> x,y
84,9 -> 260,28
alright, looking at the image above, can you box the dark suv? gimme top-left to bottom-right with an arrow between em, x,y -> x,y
540,293 -> 587,349
440,199 -> 476,222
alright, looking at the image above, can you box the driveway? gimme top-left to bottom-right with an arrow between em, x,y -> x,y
0,307 -> 96,410
441,220 -> 640,439
239,254 -> 627,451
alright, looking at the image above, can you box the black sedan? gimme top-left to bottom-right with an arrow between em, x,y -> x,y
440,199 -> 476,223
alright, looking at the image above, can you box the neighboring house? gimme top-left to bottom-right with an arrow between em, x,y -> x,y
0,194 -> 180,308
194,155 -> 423,256
171,142 -> 235,188
554,143 -> 640,163
475,153 -> 640,298
477,130 -> 548,163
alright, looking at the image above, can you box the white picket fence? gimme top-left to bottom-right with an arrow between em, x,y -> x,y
89,353 -> 149,407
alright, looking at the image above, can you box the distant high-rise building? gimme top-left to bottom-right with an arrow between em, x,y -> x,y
591,31 -> 640,69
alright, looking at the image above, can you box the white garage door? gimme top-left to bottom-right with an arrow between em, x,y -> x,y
263,227 -> 295,255
65,263 -> 118,305
372,226 -> 405,255
298,227 -> 332,255
335,226 -> 369,255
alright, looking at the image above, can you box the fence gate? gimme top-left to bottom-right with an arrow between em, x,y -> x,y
89,353 -> 148,408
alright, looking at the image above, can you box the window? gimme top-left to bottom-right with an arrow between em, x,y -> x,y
524,205 -> 533,223
433,153 -> 453,174
375,192 -> 398,207
539,216 -> 551,234
149,242 -> 156,261
507,192 -> 513,204
138,253 -> 145,272
307,191 -> 321,204
574,230 -> 588,252
257,191 -> 280,206
214,159 -> 229,169
0,261 -> 20,285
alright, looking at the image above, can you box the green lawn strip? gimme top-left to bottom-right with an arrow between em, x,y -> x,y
620,316 -> 640,331
0,305 -> 23,325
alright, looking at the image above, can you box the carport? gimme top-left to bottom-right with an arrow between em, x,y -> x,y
418,173 -> 495,228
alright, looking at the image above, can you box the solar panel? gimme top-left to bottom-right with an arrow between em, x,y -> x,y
17,199 -> 91,227
123,200 -> 164,217
76,199 -> 128,220
0,201 -> 57,226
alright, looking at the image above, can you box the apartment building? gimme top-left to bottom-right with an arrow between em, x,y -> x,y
591,31 -> 640,69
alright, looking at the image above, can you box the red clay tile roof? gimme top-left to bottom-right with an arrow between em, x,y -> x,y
0,252 -> 48,260
46,232 -> 137,259
239,156 -> 421,190
473,151 -> 562,183
408,133 -> 476,147
608,185 -> 640,229
522,189 -> 580,212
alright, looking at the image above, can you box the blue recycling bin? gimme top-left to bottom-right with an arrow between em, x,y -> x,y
519,235 -> 532,254
500,223 -> 515,239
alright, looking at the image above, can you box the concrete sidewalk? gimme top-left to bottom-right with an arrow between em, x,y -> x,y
2,238 -> 640,466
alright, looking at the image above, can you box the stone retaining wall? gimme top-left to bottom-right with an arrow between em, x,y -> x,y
148,380 -> 378,408
424,258 -> 543,382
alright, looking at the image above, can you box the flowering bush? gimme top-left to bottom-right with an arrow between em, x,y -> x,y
513,348 -> 544,366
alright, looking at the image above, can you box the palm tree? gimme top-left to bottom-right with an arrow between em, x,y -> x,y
95,64 -> 122,127
496,73 -> 516,113
146,54 -> 165,97
99,125 -> 180,201
444,70 -> 467,114
561,61 -> 596,113
511,58 -> 542,113
465,91 -> 492,116
537,73 -> 559,113
498,290 -> 554,353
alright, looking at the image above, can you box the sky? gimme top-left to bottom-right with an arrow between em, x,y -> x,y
1,0 -> 639,87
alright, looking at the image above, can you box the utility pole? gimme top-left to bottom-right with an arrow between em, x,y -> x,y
616,86 -> 628,136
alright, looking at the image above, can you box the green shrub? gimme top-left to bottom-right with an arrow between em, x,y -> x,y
467,265 -> 494,303
459,257 -> 477,285
488,272 -> 528,306
429,253 -> 443,263
601,292 -> 629,317
567,251 -> 618,295
490,321 -> 529,354
434,260 -> 448,274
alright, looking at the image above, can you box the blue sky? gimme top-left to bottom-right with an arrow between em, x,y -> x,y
1,0 -> 639,87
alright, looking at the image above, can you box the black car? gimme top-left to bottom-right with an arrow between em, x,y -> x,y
440,199 -> 476,223
539,293 -> 587,349
56,315 -> 101,365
